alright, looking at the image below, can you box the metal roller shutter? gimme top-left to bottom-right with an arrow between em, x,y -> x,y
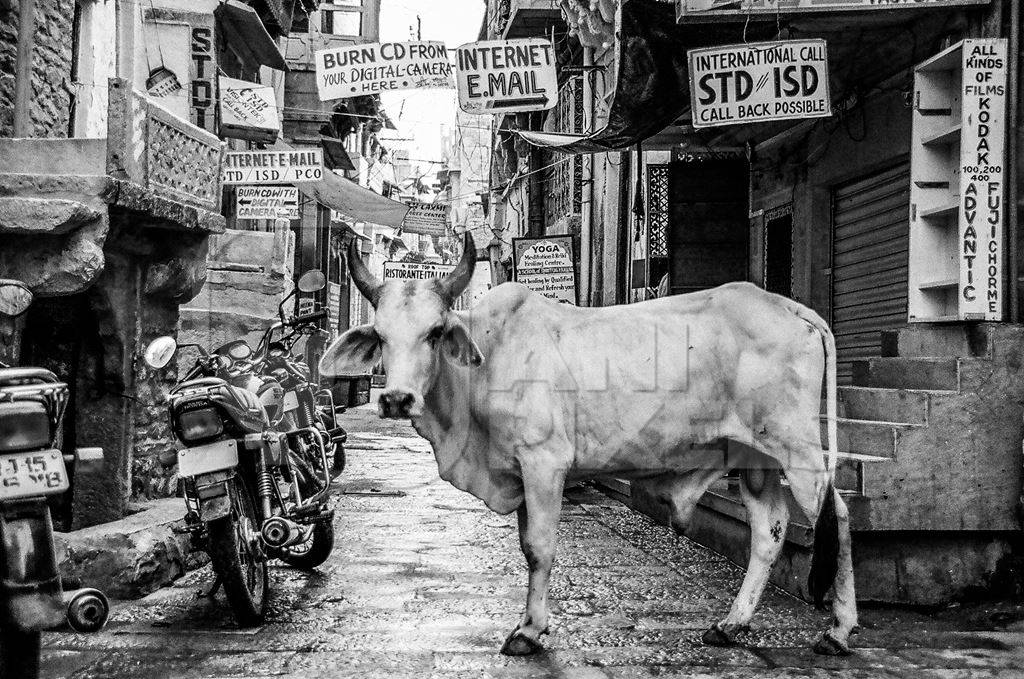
831,162 -> 910,383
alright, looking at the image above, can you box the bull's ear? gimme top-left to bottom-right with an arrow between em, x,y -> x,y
442,317 -> 483,368
318,324 -> 381,377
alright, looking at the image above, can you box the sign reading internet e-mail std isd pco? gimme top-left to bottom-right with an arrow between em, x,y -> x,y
235,186 -> 299,220
223,149 -> 323,185
315,41 -> 454,101
688,40 -> 831,129
456,39 -> 557,114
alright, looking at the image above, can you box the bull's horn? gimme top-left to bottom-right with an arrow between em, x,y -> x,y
438,233 -> 476,305
347,237 -> 382,307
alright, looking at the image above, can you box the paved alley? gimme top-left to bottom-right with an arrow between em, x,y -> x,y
41,407 -> 1024,678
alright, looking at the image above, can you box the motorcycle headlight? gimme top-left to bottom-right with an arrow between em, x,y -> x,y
0,401 -> 51,452
177,407 -> 224,443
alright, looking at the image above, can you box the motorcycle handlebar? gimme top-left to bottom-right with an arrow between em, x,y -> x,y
289,309 -> 327,326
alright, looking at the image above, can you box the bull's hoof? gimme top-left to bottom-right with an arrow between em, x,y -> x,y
500,630 -> 543,656
813,632 -> 852,656
701,624 -> 736,646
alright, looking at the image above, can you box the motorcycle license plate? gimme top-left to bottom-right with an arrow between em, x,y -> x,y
283,390 -> 299,412
178,440 -> 239,477
0,450 -> 69,500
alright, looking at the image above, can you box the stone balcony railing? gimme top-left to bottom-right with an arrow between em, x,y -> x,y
106,78 -> 225,213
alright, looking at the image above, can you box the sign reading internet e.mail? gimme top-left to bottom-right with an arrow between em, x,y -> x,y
456,39 -> 557,114
688,39 -> 831,129
223,150 -> 323,185
315,41 -> 454,101
235,186 -> 299,220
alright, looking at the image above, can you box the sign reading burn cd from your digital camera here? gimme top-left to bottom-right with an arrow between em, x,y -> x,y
688,39 -> 831,129
456,39 -> 557,114
315,41 -> 454,101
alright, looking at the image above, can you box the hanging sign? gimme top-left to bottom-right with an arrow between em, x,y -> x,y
235,186 -> 299,220
688,40 -> 831,129
958,39 -> 1007,321
455,38 -> 557,114
401,201 -> 450,236
680,0 -> 991,19
223,149 -> 323,185
219,77 -> 280,143
315,41 -> 454,101
513,235 -> 577,304
383,261 -> 454,282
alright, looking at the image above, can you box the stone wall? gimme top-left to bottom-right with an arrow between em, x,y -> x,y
0,0 -> 75,137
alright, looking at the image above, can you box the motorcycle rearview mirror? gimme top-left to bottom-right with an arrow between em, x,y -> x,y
297,269 -> 327,293
143,336 -> 177,369
0,279 -> 33,317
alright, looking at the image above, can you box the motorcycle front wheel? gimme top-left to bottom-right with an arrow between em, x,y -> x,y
206,478 -> 268,626
0,627 -> 41,679
278,520 -> 335,570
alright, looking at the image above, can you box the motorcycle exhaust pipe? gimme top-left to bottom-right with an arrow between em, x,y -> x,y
63,588 -> 109,633
261,516 -> 304,549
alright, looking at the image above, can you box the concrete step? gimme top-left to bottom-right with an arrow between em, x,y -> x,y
880,323 -> 1024,359
834,385 -> 932,425
820,417 -> 923,460
850,357 -> 960,391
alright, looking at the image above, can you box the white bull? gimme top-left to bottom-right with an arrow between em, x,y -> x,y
321,234 -> 857,656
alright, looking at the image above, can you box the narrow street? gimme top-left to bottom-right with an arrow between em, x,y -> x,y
41,406 -> 1024,679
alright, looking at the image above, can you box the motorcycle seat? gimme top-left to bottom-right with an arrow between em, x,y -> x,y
171,377 -> 269,429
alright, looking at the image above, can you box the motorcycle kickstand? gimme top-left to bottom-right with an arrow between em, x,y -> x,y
199,574 -> 224,599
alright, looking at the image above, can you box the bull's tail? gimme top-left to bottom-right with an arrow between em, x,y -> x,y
792,305 -> 840,607
808,481 -> 839,608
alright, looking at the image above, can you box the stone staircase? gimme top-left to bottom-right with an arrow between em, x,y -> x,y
826,323 -> 1024,533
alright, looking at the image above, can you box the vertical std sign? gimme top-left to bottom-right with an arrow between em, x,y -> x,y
959,39 -> 1007,320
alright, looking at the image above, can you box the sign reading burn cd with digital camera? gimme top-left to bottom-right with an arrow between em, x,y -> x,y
456,39 -> 557,114
235,186 -> 299,220
223,150 -> 323,185
688,39 -> 831,129
315,41 -> 454,100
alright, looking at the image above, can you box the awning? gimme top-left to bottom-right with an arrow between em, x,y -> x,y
216,1 -> 289,72
320,136 -> 356,171
517,0 -> 690,154
273,141 -> 409,228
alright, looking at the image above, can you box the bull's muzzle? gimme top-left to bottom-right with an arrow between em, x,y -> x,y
379,390 -> 418,419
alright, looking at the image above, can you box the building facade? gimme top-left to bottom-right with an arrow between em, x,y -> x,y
485,0 -> 1024,604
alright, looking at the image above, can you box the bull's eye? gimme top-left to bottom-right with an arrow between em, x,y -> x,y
426,325 -> 444,347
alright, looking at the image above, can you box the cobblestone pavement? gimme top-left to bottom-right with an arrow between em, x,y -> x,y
43,407 -> 1024,678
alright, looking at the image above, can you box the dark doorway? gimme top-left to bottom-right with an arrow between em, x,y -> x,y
764,205 -> 793,297
667,158 -> 749,294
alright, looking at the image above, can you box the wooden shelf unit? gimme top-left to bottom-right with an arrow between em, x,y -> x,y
907,39 -> 1008,323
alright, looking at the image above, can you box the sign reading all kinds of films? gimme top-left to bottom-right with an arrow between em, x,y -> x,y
959,39 -> 1007,321
513,236 -> 577,305
223,149 -> 323,185
219,77 -> 280,143
688,40 -> 831,128
456,38 -> 557,114
401,201 -> 450,236
680,0 -> 990,17
315,41 -> 454,100
235,186 -> 299,220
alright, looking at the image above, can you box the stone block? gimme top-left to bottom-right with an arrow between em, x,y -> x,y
850,357 -> 959,391
836,386 -> 930,425
54,499 -> 205,599
0,196 -> 101,234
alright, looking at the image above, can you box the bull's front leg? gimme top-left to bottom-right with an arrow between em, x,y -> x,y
500,466 -> 566,656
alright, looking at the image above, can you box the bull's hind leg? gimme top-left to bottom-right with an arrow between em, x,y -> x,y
703,467 -> 789,646
500,463 -> 566,656
786,466 -> 857,655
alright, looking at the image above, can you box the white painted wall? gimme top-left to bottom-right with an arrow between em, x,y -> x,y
74,0 -> 117,138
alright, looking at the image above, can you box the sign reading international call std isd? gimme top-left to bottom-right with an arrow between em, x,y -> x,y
688,40 -> 832,129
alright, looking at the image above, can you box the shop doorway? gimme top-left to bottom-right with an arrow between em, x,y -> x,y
831,161 -> 910,383
763,205 -> 793,298
667,157 -> 749,294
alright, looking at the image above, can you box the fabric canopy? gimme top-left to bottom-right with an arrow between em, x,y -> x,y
517,0 -> 691,154
216,1 -> 289,72
273,141 -> 410,228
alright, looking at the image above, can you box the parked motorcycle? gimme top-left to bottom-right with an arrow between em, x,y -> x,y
142,270 -> 339,626
0,279 -> 109,679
